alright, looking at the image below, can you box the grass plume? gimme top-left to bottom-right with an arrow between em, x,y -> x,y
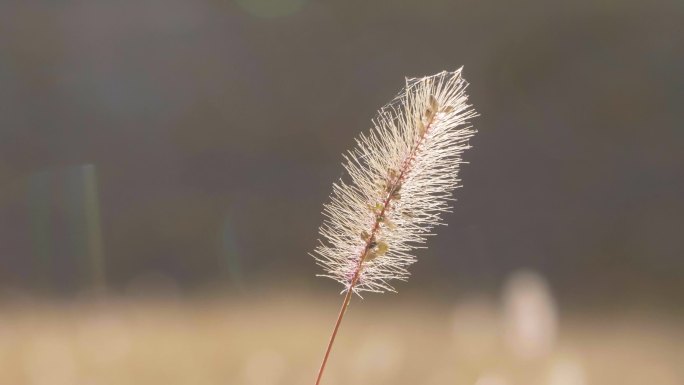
312,69 -> 477,384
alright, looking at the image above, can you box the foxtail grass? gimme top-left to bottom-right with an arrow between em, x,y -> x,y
312,69 -> 478,384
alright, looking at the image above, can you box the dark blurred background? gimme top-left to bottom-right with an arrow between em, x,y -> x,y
0,1 -> 682,384
1,0 -> 681,301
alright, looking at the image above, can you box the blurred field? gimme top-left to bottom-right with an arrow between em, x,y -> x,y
0,290 -> 681,385
0,1 -> 682,384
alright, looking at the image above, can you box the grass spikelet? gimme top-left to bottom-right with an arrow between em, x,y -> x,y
312,68 -> 478,384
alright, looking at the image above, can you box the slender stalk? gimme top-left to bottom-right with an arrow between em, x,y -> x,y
314,273 -> 359,385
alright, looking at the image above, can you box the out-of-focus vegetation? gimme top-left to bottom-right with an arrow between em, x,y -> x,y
0,0 -> 682,300
0,0 -> 682,383
0,291 -> 681,385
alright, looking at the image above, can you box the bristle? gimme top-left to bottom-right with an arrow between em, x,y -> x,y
313,69 -> 478,295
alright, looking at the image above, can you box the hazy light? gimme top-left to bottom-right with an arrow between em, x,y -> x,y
242,349 -> 286,385
349,334 -> 404,383
23,333 -> 77,385
475,373 -> 511,385
502,269 -> 558,360
76,313 -> 132,368
426,368 -> 453,385
548,357 -> 587,385
0,321 -> 15,368
451,296 -> 500,361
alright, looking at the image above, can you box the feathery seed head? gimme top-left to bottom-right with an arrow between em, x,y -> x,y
313,69 -> 477,295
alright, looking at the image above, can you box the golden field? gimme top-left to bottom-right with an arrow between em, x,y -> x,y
0,291 -> 681,385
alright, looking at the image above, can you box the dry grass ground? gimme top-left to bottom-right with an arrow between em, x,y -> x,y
0,293 -> 681,385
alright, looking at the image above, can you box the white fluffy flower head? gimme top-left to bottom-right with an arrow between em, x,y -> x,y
313,69 -> 477,295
